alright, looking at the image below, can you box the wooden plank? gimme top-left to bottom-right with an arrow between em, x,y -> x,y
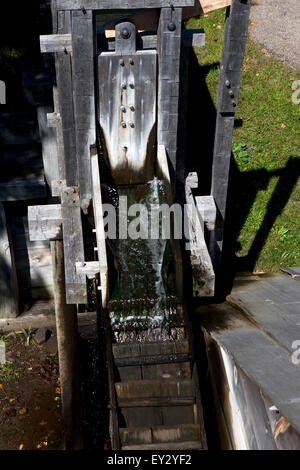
210,0 -> 251,275
200,0 -> 231,13
185,172 -> 215,296
71,9 -> 96,211
157,7 -> 182,186
8,214 -> 53,301
118,397 -> 195,407
195,195 -> 216,231
122,440 -> 202,450
98,49 -> 157,185
90,148 -> 109,307
199,302 -> 300,435
105,29 -> 205,50
40,34 -> 72,53
56,0 -> 195,9
28,204 -> 62,241
37,106 -> 60,187
0,180 -> 46,202
0,203 -> 19,319
115,353 -> 191,367
54,13 -> 78,187
228,274 -> 300,353
116,379 -> 194,398
120,424 -> 201,445
60,187 -> 86,304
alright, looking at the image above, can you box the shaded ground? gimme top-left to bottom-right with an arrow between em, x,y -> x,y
250,0 -> 300,70
0,329 -> 63,450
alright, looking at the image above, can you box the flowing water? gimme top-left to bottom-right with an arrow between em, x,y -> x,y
104,177 -> 183,341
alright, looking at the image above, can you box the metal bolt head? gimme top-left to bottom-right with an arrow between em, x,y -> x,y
119,59 -> 125,66
121,121 -> 127,128
232,100 -> 237,107
121,28 -> 131,39
129,58 -> 134,65
129,82 -> 134,89
121,83 -> 127,89
129,105 -> 135,111
229,90 -> 234,97
225,80 -> 230,87
120,106 -> 126,112
128,121 -> 135,128
168,22 -> 176,32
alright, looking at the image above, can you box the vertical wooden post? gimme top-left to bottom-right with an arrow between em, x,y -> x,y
51,240 -> 83,449
0,203 -> 19,319
157,7 -> 182,194
210,0 -> 251,278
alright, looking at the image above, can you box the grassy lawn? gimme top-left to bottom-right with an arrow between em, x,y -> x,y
186,7 -> 300,273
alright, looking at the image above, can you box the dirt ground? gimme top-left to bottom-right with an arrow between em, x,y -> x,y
0,329 -> 64,451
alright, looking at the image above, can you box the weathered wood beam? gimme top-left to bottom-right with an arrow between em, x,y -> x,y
185,173 -> 215,297
195,195 -> 216,231
54,14 -> 78,187
105,29 -> 205,50
157,7 -> 182,193
56,0 -> 195,10
71,9 -> 96,212
61,187 -> 87,304
90,146 -> 109,308
28,204 -> 62,241
210,0 -> 251,276
0,203 -> 19,319
40,34 -> 72,53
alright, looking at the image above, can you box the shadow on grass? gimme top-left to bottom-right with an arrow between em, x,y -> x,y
184,49 -> 299,297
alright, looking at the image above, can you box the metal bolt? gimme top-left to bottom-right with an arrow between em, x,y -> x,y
232,100 -> 237,107
168,22 -> 176,31
119,59 -> 125,66
129,82 -> 134,89
121,28 -> 131,39
229,90 -> 234,97
121,82 -> 127,89
120,106 -> 126,112
121,121 -> 127,128
128,121 -> 135,128
129,105 -> 135,111
129,58 -> 134,65
225,80 -> 230,87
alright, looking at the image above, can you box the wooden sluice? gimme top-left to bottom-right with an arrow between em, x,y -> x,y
27,0 -> 252,450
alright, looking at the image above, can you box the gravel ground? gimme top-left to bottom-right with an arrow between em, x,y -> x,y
250,0 -> 300,70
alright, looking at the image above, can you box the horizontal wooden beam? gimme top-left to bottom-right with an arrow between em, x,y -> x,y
56,0 -> 194,10
28,204 -> 62,241
40,34 -> 72,53
105,29 -> 205,50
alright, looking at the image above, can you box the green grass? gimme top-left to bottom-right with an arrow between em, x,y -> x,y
186,9 -> 300,272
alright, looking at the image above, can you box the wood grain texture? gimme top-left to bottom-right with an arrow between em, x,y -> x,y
28,204 -> 62,241
210,0 -> 251,274
98,50 -> 157,185
56,0 -> 195,9
157,7 -> 182,183
60,187 -> 86,304
185,172 -> 215,296
71,10 -> 96,211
